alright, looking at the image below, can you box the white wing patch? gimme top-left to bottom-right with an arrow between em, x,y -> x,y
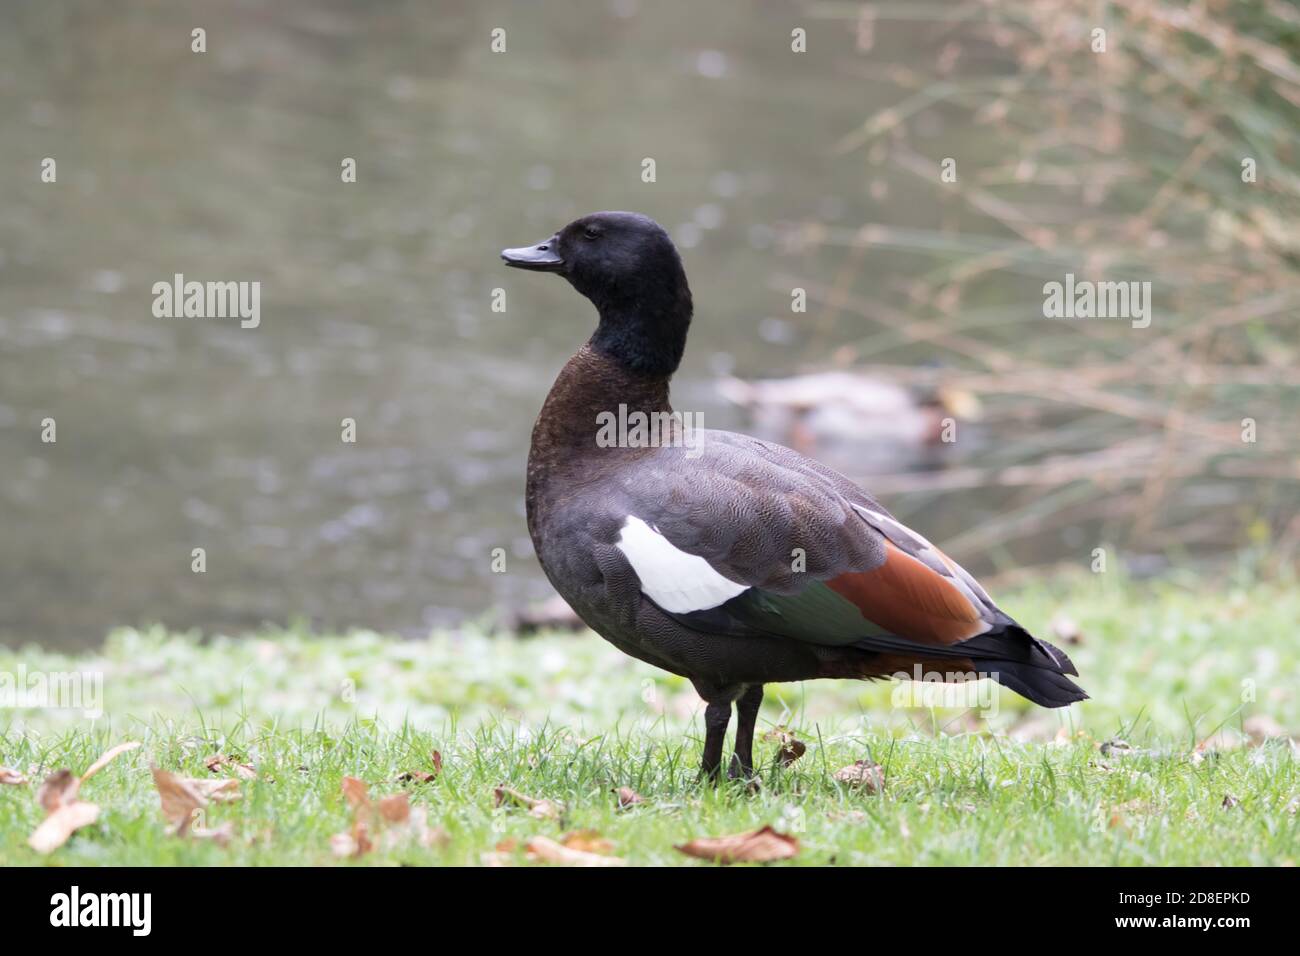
616,516 -> 748,613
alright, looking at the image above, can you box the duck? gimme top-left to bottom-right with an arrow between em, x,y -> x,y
717,371 -> 980,465
502,211 -> 1086,781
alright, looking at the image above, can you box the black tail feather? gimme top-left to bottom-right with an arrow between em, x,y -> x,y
852,623 -> 1088,708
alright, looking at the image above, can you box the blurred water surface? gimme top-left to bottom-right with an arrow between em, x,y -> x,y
5,1 -> 1290,648
1,1 -> 926,645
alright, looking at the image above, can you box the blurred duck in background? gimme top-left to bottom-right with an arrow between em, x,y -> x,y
716,371 -> 981,472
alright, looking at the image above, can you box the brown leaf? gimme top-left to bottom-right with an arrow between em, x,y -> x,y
80,741 -> 142,783
341,775 -> 370,809
204,753 -> 257,780
28,801 -> 100,854
675,825 -> 799,864
330,827 -> 372,858
396,752 -> 441,785
377,792 -> 410,824
614,786 -> 645,809
833,760 -> 885,793
494,786 -> 562,820
0,767 -> 28,786
526,835 -> 626,867
151,767 -> 206,832
764,728 -> 807,767
192,778 -> 242,803
560,829 -> 615,855
37,769 -> 81,813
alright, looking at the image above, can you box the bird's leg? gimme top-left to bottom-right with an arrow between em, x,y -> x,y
728,683 -> 764,780
699,700 -> 733,783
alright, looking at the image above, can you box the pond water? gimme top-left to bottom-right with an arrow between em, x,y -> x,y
0,1 -> 1124,647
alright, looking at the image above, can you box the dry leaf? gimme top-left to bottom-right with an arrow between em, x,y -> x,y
494,786 -> 562,820
28,801 -> 100,854
377,792 -> 410,824
192,778 -> 242,802
833,760 -> 885,793
152,768 -> 206,832
676,825 -> 799,864
764,728 -> 807,767
330,827 -> 372,858
80,741 -> 141,783
341,775 -> 370,809
614,786 -> 645,809
37,769 -> 81,813
331,776 -> 443,856
397,752 -> 441,784
204,753 -> 257,780
526,835 -> 625,867
0,767 -> 27,786
560,829 -> 615,855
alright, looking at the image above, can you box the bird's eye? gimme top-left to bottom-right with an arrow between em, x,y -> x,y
583,227 -> 601,240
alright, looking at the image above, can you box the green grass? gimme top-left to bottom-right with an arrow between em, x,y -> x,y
1,573 -> 1296,865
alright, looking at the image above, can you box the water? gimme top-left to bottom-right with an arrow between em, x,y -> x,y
0,1 -> 928,645
7,2 -> 1250,648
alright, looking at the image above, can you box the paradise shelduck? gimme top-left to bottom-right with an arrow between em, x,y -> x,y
502,211 -> 1086,781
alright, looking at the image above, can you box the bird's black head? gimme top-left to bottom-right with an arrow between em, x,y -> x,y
502,211 -> 693,377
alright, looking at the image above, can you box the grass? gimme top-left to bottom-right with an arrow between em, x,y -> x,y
1,573 -> 1296,866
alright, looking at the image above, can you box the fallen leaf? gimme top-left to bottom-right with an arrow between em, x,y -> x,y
330,828 -> 372,858
527,835 -> 625,867
204,753 -> 257,780
676,825 -> 799,864
560,829 -> 615,855
331,777 -> 443,856
28,801 -> 100,854
192,778 -> 242,802
0,767 -> 27,786
614,786 -> 645,809
37,769 -> 81,813
80,741 -> 142,783
494,786 -> 562,820
833,760 -> 885,793
377,792 -> 410,824
397,751 -> 442,784
152,768 -> 207,833
764,728 -> 807,766
341,775 -> 370,809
